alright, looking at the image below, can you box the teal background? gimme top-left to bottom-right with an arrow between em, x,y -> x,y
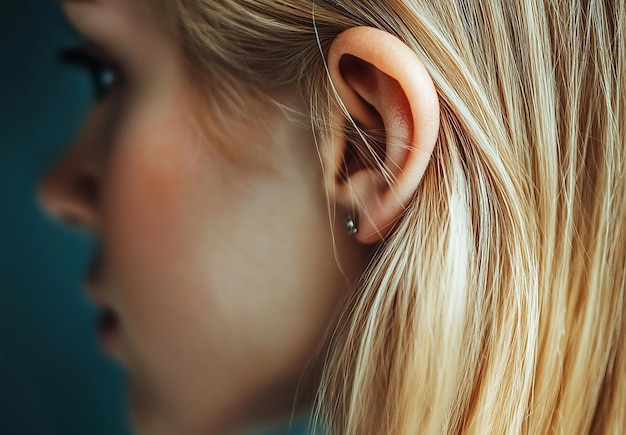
1,0 -> 132,434
0,0 -> 309,434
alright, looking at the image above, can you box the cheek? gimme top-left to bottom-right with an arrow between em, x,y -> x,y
103,112 -> 209,305
103,126 -> 246,423
101,114 -> 344,428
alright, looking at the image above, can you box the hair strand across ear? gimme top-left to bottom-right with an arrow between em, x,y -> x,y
322,26 -> 440,243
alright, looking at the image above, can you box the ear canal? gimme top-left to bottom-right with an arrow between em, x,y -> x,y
324,26 -> 440,243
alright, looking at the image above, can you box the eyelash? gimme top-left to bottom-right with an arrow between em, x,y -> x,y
59,46 -> 119,101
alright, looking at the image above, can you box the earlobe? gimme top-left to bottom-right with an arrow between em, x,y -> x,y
323,26 -> 440,243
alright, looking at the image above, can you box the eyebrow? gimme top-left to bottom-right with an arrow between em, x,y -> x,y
57,6 -> 117,65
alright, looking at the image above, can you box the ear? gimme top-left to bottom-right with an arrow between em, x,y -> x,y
323,26 -> 440,243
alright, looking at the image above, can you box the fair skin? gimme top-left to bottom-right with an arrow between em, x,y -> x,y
39,1 -> 438,434
41,1 -> 365,433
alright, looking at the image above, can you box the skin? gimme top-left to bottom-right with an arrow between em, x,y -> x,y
38,0 -> 369,433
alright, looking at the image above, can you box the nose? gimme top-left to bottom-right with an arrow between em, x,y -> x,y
37,118 -> 103,233
37,151 -> 101,232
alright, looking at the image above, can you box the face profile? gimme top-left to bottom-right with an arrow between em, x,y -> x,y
39,0 -> 372,433
36,0 -> 626,434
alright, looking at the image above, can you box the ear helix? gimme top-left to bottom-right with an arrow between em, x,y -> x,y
327,27 -> 440,243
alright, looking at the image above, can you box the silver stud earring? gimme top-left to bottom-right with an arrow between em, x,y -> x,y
345,214 -> 358,235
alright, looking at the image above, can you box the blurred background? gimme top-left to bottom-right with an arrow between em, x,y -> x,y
0,1 -> 307,433
0,0 -> 132,434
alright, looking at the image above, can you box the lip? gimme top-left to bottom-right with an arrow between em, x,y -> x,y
84,246 -> 123,357
96,306 -> 120,354
87,283 -> 123,358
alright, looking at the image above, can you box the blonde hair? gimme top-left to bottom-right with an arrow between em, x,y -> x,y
171,1 -> 626,433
